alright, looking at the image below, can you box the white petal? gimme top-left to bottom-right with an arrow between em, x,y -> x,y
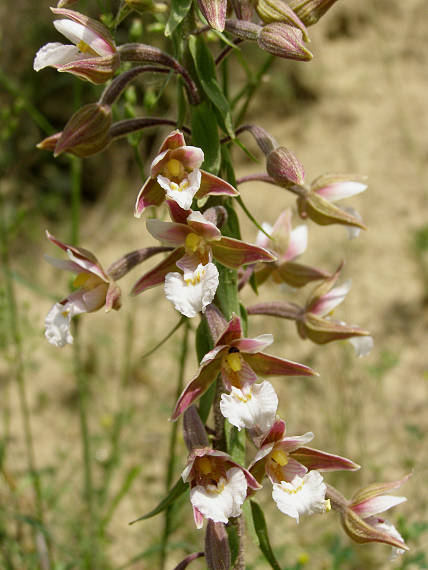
272,471 -> 328,524
285,225 -> 307,260
190,468 -> 247,524
164,262 -> 219,318
348,335 -> 374,357
342,206 -> 362,240
44,301 -> 85,347
373,520 -> 406,560
33,43 -> 81,70
256,222 -> 273,248
54,19 -> 98,49
316,279 -> 352,316
158,169 -> 201,210
220,381 -> 278,432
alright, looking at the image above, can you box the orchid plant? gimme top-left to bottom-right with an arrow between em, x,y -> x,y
35,0 -> 410,567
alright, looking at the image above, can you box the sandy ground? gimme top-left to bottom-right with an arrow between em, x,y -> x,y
2,0 -> 428,568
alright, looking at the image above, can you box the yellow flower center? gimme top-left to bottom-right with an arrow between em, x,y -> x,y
165,158 -> 185,179
270,448 -> 289,467
73,272 -> 100,290
76,40 -> 98,55
185,232 -> 202,253
198,457 -> 212,475
225,352 -> 242,372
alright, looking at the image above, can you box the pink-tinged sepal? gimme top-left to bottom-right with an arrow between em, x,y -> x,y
146,219 -> 191,247
134,178 -> 165,218
198,171 -> 239,198
307,279 -> 351,317
131,248 -> 183,295
167,200 -> 191,224
37,132 -> 62,153
260,418 -> 287,445
193,506 -> 204,530
198,0 -> 227,31
215,313 -> 243,346
46,230 -> 108,281
171,356 -> 223,420
186,211 -> 222,241
159,130 -> 187,152
297,191 -> 367,229
245,352 -> 317,377
298,313 -> 371,345
205,520 -> 231,570
290,446 -> 360,472
105,282 -> 122,312
212,237 -> 276,269
276,261 -> 331,288
233,334 -> 274,354
350,474 -> 412,510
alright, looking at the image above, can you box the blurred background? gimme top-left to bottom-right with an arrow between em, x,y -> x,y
1,0 -> 427,568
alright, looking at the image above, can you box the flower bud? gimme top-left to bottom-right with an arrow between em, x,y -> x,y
288,0 -> 339,26
297,192 -> 366,229
183,406 -> 209,451
204,521 -> 231,570
54,103 -> 112,157
258,23 -> 313,61
256,0 -> 309,40
37,132 -> 62,153
297,313 -> 370,345
266,146 -> 306,189
225,18 -> 261,41
198,0 -> 227,31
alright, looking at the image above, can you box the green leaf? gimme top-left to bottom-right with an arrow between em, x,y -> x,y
250,501 -> 282,570
226,523 -> 240,566
102,466 -> 141,530
165,0 -> 192,36
225,422 -> 245,465
191,101 -> 221,174
129,478 -> 188,524
188,35 -> 234,137
196,317 -> 217,423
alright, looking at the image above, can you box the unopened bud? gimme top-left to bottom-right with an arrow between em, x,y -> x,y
288,0 -> 339,27
341,507 -> 408,551
54,103 -> 112,157
266,146 -> 306,189
56,0 -> 78,6
225,18 -> 261,41
257,0 -> 309,40
198,0 -> 227,31
37,132 -> 61,153
205,520 -> 231,570
258,23 -> 313,61
297,192 -> 366,229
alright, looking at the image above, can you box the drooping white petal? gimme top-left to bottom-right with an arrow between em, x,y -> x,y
190,468 -> 247,524
372,519 -> 406,560
220,381 -> 278,432
285,225 -> 307,260
164,262 -> 219,318
157,169 -> 201,210
348,335 -> 374,357
272,471 -> 328,523
44,301 -> 85,347
33,43 -> 82,71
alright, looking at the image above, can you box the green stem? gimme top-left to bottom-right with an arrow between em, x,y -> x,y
159,319 -> 190,570
0,193 -> 51,565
